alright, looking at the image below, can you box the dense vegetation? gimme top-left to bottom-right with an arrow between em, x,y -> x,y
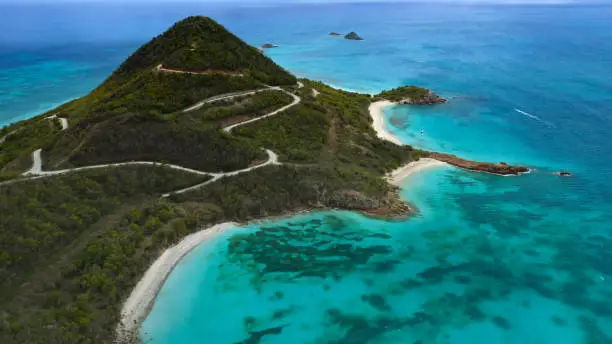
235,103 -> 330,162
172,164 -> 399,219
47,17 -> 297,123
64,115 -> 265,172
189,89 -> 294,125
0,17 -> 432,344
0,118 -> 60,172
81,72 -> 263,118
375,85 -> 431,102
108,16 -> 296,86
0,165 -> 210,297
0,199 -> 220,344
40,91 -> 294,171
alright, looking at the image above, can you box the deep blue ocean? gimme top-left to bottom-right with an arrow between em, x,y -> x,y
2,2 -> 612,343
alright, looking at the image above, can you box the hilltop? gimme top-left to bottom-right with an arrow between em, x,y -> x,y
0,16 -> 527,344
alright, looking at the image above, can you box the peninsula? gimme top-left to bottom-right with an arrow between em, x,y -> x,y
0,16 -> 527,344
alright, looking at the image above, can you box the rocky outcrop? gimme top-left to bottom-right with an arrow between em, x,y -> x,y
398,92 -> 446,105
329,32 -> 343,36
319,189 -> 412,218
324,189 -> 383,210
344,32 -> 364,41
362,189 -> 414,219
429,153 -> 529,176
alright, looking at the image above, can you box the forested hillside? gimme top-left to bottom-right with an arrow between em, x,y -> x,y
0,17 -> 426,344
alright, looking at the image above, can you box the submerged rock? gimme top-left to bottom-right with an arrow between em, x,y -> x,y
491,315 -> 511,330
555,171 -> 572,176
329,32 -> 343,36
260,43 -> 279,49
345,32 -> 364,40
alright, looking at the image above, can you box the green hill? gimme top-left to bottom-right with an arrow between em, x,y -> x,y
0,17 -> 429,344
109,16 -> 295,85
59,16 -> 296,120
0,17 -> 300,173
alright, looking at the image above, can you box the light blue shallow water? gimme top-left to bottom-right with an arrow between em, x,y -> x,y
2,2 -> 612,343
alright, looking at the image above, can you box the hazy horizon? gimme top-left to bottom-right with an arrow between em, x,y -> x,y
2,0 -> 611,5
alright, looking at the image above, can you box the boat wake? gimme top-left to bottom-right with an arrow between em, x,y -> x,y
514,108 -> 554,127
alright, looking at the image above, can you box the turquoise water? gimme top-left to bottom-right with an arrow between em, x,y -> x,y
143,167 -> 612,343
3,2 -> 612,343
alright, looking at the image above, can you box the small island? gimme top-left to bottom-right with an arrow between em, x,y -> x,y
345,32 -> 364,40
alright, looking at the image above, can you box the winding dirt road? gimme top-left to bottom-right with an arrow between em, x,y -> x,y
47,114 -> 69,131
182,87 -> 279,113
0,130 -> 17,145
155,64 -> 243,77
224,89 -> 300,132
162,149 -> 279,197
12,83 -> 301,196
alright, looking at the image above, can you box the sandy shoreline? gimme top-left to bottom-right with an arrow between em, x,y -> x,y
117,222 -> 238,340
387,158 -> 449,186
368,100 -> 403,146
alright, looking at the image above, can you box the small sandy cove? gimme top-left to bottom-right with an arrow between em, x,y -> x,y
370,100 -> 448,184
117,222 -> 237,340
368,100 -> 404,145
387,158 -> 448,186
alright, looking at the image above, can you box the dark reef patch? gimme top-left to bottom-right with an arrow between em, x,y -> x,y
361,294 -> 392,312
243,316 -> 258,330
325,308 -> 435,344
272,307 -> 296,320
491,316 -> 511,330
454,275 -> 472,284
269,290 -> 284,301
551,316 -> 567,327
234,324 -> 288,344
226,215 -> 394,287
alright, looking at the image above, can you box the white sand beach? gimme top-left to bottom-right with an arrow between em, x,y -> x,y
368,100 -> 403,146
387,158 -> 448,186
117,222 -> 238,340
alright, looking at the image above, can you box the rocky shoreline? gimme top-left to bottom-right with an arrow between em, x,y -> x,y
398,91 -> 446,105
428,152 -> 529,176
